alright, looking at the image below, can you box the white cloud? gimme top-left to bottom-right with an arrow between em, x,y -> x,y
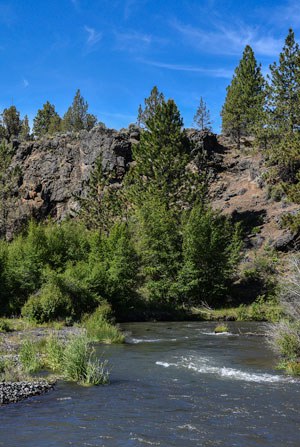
141,59 -> 233,78
172,20 -> 282,57
84,26 -> 102,46
23,79 -> 29,88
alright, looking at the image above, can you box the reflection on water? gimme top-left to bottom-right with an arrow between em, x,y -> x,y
1,322 -> 300,447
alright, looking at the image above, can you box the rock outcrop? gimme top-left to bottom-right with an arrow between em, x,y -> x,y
2,125 -> 138,239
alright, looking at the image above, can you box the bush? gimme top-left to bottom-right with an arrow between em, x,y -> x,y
0,319 -> 12,332
22,269 -> 100,323
83,304 -> 125,344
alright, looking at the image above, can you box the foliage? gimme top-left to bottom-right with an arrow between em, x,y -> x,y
137,86 -> 165,129
214,323 -> 229,333
177,206 -> 241,307
134,195 -> 182,303
1,106 -> 22,140
268,256 -> 300,374
128,98 -> 205,212
33,101 -> 61,137
221,45 -> 265,148
62,89 -> 97,132
77,155 -> 123,231
44,334 -> 64,371
193,97 -> 212,131
0,318 -> 11,332
83,304 -> 125,343
20,115 -> 31,141
62,334 -> 109,385
19,339 -> 42,373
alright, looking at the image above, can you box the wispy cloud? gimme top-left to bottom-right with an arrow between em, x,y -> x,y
269,0 -> 300,28
23,79 -> 29,88
114,30 -> 167,53
84,26 -> 102,47
172,20 -> 282,57
141,59 -> 233,78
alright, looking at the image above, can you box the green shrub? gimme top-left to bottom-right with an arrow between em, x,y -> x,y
0,319 -> 12,332
83,304 -> 125,344
214,324 -> 229,333
22,280 -> 72,323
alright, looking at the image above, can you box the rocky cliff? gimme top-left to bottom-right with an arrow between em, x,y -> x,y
2,126 -> 137,238
1,126 -> 299,255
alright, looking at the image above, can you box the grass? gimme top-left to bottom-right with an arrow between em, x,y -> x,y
191,299 -> 282,323
83,305 -> 125,344
19,339 -> 42,373
61,334 -> 109,385
214,324 -> 229,333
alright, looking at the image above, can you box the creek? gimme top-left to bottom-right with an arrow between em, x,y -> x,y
1,322 -> 299,446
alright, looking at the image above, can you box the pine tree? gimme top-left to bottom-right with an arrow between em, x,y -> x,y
193,97 -> 212,131
221,45 -> 265,148
33,102 -> 61,137
264,29 -> 300,192
77,155 -> 122,232
20,115 -> 30,141
137,86 -> 165,129
2,106 -> 22,141
129,99 -> 196,211
62,89 -> 97,132
267,29 -> 300,134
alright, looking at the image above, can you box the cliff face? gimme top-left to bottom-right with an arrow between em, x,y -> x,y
3,126 -> 137,238
1,127 -> 299,254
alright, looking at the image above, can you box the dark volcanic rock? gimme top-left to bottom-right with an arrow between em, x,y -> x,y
3,126 -> 136,239
0,380 -> 55,404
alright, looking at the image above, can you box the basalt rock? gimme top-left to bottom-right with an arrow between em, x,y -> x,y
2,126 -> 138,239
1,127 -> 218,239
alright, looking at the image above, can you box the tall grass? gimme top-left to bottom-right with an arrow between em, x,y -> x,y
62,335 -> 109,385
19,339 -> 42,373
83,305 -> 125,344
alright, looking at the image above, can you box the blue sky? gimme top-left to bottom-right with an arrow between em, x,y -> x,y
0,0 -> 299,132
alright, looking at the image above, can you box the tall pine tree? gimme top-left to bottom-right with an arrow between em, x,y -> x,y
221,45 -> 265,148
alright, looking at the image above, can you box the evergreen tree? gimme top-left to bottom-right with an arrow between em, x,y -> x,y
193,97 -> 212,131
20,115 -> 30,141
137,86 -> 165,129
77,155 -> 123,232
2,106 -> 22,141
62,89 -> 97,132
265,29 -> 300,187
129,98 -> 204,212
33,102 -> 61,137
267,28 -> 300,134
221,45 -> 265,148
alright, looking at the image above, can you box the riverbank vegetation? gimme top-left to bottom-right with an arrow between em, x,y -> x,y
0,332 -> 109,386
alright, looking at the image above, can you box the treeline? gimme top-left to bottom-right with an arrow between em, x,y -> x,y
0,92 -> 241,321
221,28 -> 300,216
0,89 -> 99,142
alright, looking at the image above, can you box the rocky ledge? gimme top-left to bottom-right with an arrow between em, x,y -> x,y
0,380 -> 55,405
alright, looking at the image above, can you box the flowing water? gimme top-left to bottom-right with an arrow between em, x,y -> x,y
1,322 -> 300,446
